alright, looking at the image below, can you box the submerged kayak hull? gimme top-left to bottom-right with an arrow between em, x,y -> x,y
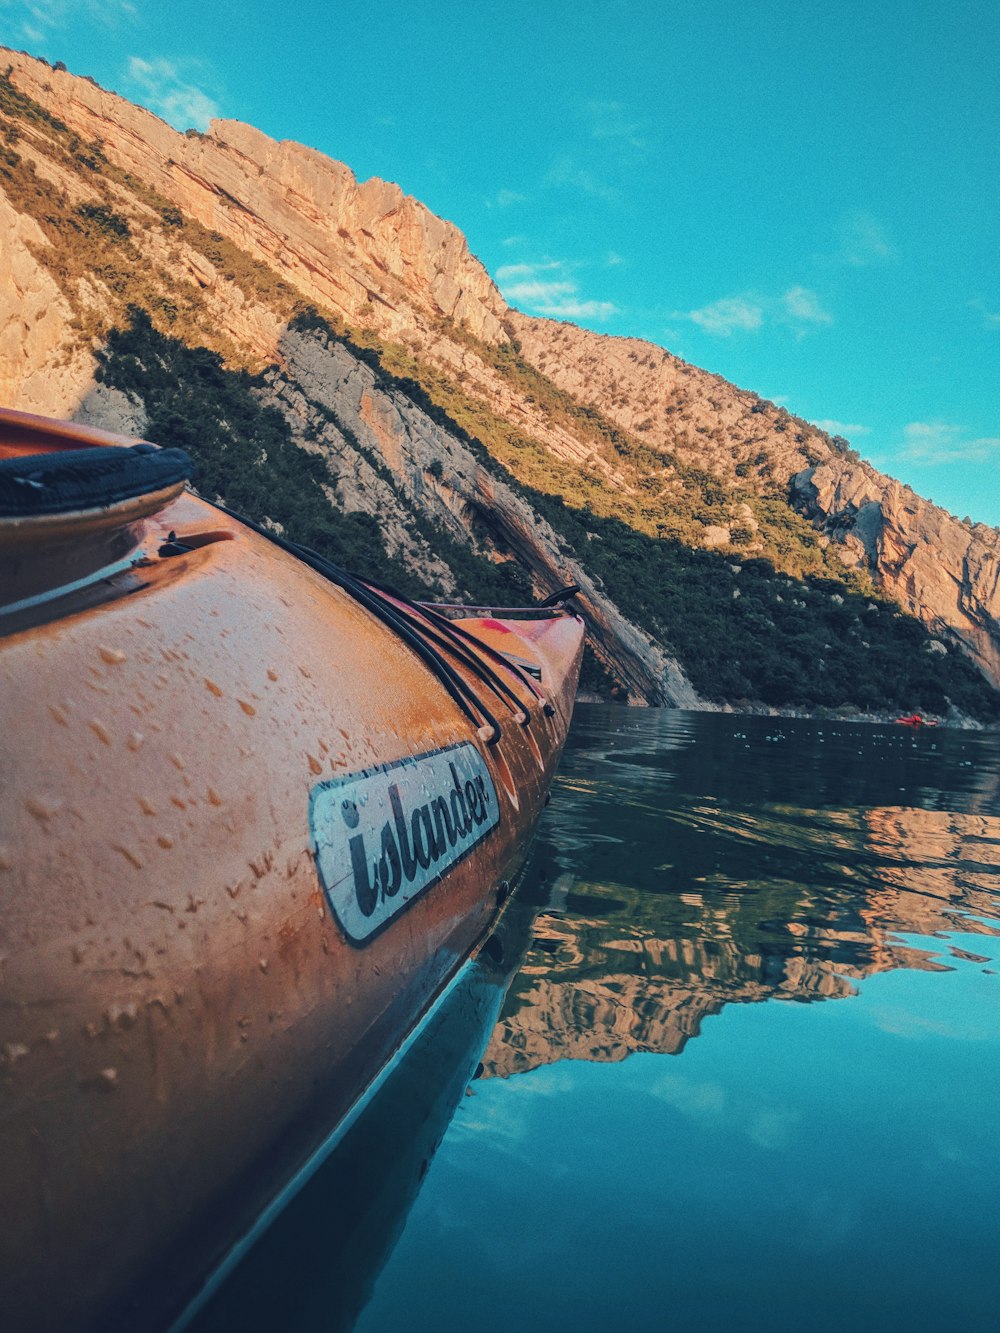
0,420 -> 582,1329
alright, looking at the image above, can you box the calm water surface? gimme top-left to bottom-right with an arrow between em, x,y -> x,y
196,707 -> 1000,1332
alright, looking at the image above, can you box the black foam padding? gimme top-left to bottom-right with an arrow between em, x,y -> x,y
0,446 -> 194,517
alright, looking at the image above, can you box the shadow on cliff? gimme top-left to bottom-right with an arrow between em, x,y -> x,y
87,307 -> 1000,722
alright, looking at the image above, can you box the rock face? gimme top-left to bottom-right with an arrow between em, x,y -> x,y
0,192 -> 91,412
0,51 -> 507,348
0,47 -> 848,495
262,326 -> 702,706
2,48 -> 999,703
792,461 -> 1000,685
510,313 -> 835,489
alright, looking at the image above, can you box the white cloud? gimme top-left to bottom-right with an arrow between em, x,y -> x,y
497,261 -> 618,322
584,99 -> 647,151
18,0 -> 136,33
685,295 -> 764,336
486,188 -> 526,209
545,155 -> 619,202
968,297 -> 1000,329
832,209 -> 896,267
679,287 -> 834,338
901,421 -> 1000,464
124,56 -> 219,132
606,251 -> 624,267
782,285 -> 832,327
650,1073 -> 799,1152
815,419 -> 871,438
495,262 -> 562,281
504,282 -> 618,321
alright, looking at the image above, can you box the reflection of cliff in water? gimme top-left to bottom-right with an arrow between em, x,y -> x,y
482,710 -> 1000,1078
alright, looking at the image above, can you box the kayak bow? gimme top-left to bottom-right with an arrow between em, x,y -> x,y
0,408 -> 583,1330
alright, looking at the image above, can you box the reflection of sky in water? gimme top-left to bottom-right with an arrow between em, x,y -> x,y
357,709 -> 1000,1332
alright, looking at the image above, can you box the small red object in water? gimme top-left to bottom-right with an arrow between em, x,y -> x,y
895,713 -> 937,727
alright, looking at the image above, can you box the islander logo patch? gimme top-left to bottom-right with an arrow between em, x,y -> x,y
310,740 -> 500,945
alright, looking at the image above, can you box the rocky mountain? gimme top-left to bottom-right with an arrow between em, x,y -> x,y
1,48 -> 998,719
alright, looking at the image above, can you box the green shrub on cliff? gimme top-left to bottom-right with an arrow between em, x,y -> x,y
286,312 -> 999,719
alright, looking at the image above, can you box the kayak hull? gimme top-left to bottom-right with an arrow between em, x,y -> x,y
0,469 -> 582,1328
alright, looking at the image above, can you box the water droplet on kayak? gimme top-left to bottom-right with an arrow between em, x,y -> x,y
88,720 -> 112,745
113,844 -> 143,870
307,753 -> 323,775
157,834 -> 174,849
107,1002 -> 138,1028
48,704 -> 69,726
127,732 -> 144,752
207,786 -> 224,806
98,646 -> 127,665
169,752 -> 185,771
238,699 -> 256,717
138,796 -> 156,816
26,795 -> 62,822
267,668 -> 279,681
204,677 -> 223,697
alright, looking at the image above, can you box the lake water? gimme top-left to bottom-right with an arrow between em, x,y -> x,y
191,707 -> 1000,1332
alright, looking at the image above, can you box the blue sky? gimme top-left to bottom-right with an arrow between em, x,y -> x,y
4,0 -> 999,524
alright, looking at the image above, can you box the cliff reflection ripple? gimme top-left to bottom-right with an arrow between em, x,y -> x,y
485,708 -> 1000,1072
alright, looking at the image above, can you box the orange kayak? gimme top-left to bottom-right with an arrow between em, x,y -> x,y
0,408 -> 583,1330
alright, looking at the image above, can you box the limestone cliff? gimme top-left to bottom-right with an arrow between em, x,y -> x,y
258,324 -> 701,705
792,460 -> 1000,685
0,51 -> 507,349
1,48 -> 998,714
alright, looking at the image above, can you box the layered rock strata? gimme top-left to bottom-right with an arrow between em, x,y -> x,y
792,461 -> 1000,685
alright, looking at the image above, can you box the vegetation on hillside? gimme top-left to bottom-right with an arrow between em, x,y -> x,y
526,498 -> 999,718
94,309 -> 532,606
0,68 -> 869,589
0,70 -> 296,363
289,314 -> 1000,720
4,70 -> 999,719
316,314 -> 874,590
